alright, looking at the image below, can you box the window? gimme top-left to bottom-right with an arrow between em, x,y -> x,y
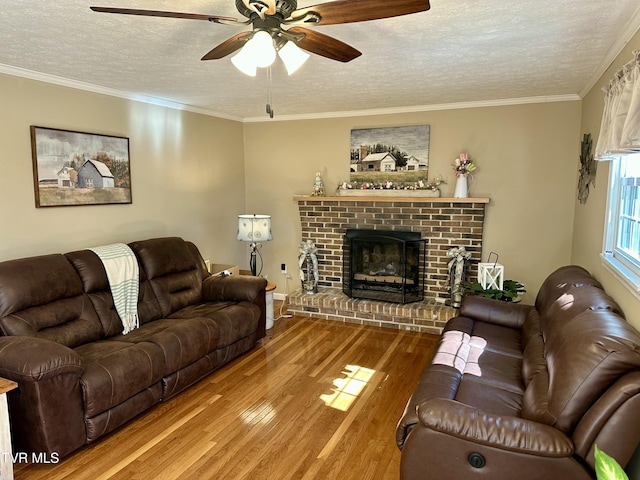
603,153 -> 640,293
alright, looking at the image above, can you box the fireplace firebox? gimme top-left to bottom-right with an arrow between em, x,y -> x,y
343,229 -> 426,304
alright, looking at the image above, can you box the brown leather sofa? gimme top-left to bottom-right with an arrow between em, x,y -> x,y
396,265 -> 640,479
0,237 -> 266,458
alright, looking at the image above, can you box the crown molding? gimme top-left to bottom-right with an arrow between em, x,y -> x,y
0,63 -> 243,122
242,94 -> 582,123
579,7 -> 640,98
0,62 -> 581,124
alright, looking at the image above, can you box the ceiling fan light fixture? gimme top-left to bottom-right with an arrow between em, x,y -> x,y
231,47 -> 258,76
278,40 -> 310,75
246,30 -> 277,68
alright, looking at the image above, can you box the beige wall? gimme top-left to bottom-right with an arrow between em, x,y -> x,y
0,73 -> 247,266
573,30 -> 640,329
1,66 -> 609,315
243,102 -> 581,303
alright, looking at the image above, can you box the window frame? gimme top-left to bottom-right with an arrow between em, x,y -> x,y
601,153 -> 640,296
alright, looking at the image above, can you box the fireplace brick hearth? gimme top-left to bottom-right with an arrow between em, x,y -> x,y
290,195 -> 489,333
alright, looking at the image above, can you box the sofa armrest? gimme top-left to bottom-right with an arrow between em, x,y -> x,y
0,336 -> 83,382
417,398 -> 573,457
459,295 -> 532,329
0,336 -> 87,457
202,275 -> 267,303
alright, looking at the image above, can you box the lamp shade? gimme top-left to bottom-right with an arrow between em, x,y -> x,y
249,30 -> 277,68
237,214 -> 272,242
278,40 -> 310,75
231,46 -> 258,77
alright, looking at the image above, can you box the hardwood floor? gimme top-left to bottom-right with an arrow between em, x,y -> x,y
14,313 -> 438,480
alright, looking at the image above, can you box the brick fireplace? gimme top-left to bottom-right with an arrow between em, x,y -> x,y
289,195 -> 489,333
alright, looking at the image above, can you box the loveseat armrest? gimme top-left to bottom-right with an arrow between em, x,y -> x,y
459,295 -> 532,329
417,398 -> 573,456
0,336 -> 83,382
202,275 -> 267,303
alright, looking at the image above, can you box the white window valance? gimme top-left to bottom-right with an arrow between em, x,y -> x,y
595,50 -> 640,160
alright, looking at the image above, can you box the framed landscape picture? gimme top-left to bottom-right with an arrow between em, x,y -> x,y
350,125 -> 430,186
30,126 -> 132,208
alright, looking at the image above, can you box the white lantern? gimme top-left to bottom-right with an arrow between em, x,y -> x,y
478,253 -> 504,290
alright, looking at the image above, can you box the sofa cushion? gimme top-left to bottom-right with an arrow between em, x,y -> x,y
444,316 -> 522,358
522,331 -> 546,386
432,325 -> 524,418
521,365 -> 555,425
108,318 -> 219,375
534,265 -> 604,317
540,284 -> 624,343
454,380 -> 523,417
544,310 -> 640,432
129,238 -> 203,317
65,249 -> 163,336
74,340 -> 164,418
0,254 -> 104,347
129,237 -> 198,280
169,301 -> 261,348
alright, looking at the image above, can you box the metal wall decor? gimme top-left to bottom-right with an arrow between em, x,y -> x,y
578,133 -> 597,204
298,240 -> 319,294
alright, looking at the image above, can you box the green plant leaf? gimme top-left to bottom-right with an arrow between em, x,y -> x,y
595,445 -> 628,480
462,280 -> 526,302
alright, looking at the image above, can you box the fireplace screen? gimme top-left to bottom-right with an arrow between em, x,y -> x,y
343,229 -> 426,304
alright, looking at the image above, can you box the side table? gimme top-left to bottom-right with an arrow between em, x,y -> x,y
0,378 -> 18,480
265,281 -> 276,330
209,264 -> 240,277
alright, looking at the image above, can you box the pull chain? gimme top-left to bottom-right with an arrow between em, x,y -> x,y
265,66 -> 274,119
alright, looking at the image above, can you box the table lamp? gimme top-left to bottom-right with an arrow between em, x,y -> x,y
237,214 -> 272,276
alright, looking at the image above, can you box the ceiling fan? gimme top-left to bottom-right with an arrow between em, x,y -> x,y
90,0 -> 431,73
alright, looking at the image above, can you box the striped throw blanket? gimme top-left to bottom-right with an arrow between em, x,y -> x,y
88,243 -> 140,334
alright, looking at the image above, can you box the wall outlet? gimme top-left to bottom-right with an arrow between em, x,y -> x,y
281,263 -> 287,274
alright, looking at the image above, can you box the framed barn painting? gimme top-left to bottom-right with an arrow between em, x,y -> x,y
30,126 -> 132,208
350,125 -> 430,186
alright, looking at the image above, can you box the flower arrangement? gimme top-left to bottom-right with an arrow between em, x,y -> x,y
453,152 -> 476,177
337,175 -> 445,192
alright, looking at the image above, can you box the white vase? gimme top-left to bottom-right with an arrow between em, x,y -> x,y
454,175 -> 468,198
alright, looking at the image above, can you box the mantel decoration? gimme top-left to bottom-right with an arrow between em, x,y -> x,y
453,152 -> 476,198
336,176 -> 445,197
312,171 -> 325,197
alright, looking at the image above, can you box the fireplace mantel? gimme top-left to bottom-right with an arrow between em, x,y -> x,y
293,195 -> 490,204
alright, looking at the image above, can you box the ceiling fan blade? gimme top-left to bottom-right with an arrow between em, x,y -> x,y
291,0 -> 430,26
90,7 -> 238,22
201,32 -> 253,60
287,27 -> 361,63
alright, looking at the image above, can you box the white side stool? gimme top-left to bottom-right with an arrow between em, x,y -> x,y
0,378 -> 18,480
265,282 -> 276,330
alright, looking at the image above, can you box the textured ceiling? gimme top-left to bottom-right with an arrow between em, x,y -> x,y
1,0 -> 640,121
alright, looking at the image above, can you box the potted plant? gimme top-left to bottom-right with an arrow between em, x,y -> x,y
595,445 -> 629,480
463,279 -> 526,302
